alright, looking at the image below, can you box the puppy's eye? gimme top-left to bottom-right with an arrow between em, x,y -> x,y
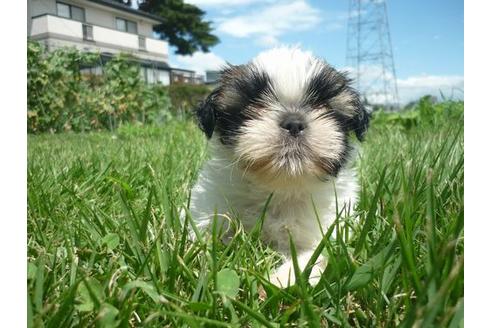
303,69 -> 346,108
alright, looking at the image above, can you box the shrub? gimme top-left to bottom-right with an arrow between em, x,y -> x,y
370,96 -> 464,130
164,83 -> 213,113
27,41 -> 172,133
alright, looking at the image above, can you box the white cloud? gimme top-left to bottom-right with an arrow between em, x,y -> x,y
171,51 -> 227,76
397,75 -> 464,104
185,0 -> 267,7
343,66 -> 464,104
397,75 -> 463,89
217,0 -> 322,47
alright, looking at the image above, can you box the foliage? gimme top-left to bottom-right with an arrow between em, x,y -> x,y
164,83 -> 213,113
371,96 -> 464,130
27,41 -> 172,133
115,0 -> 220,55
27,41 -> 98,132
28,103 -> 463,326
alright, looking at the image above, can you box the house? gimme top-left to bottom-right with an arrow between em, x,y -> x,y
28,0 -> 199,85
171,68 -> 204,85
205,70 -> 221,85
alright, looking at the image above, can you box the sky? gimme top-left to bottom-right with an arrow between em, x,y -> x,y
167,0 -> 464,104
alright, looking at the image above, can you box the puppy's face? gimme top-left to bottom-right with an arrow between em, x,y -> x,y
197,48 -> 369,182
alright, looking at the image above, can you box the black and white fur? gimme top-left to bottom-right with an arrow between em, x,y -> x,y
190,47 -> 369,288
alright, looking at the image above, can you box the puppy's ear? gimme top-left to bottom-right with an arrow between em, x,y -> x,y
196,88 -> 220,139
350,100 -> 370,141
330,87 -> 370,142
307,67 -> 370,142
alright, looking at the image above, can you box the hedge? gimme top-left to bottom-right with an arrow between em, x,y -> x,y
27,41 -> 172,133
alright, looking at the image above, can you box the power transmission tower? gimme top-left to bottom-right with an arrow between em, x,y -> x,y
346,0 -> 399,108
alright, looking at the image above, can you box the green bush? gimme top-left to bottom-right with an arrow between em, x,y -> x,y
164,83 -> 213,113
27,41 -> 172,133
370,96 -> 464,130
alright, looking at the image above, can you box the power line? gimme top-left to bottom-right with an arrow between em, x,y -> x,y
346,0 -> 399,109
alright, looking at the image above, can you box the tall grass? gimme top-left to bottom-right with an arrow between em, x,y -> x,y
27,102 -> 464,327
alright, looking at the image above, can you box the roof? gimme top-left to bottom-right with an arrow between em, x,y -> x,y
99,53 -> 171,69
87,0 -> 165,24
170,67 -> 196,73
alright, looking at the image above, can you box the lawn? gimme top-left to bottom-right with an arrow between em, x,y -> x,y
27,101 -> 464,327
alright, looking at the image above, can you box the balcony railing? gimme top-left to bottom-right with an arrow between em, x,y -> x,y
30,14 -> 168,61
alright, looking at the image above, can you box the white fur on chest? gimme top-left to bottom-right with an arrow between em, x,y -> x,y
190,141 -> 359,254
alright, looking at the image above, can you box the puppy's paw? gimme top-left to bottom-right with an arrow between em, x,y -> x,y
269,260 -> 296,288
307,264 -> 324,286
268,258 -> 325,288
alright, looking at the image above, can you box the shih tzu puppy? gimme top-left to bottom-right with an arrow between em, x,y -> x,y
189,47 -> 369,288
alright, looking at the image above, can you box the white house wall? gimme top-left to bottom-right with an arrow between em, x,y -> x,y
31,0 -> 157,38
30,10 -> 168,63
32,14 -> 83,38
81,1 -> 155,37
146,38 -> 168,56
93,25 -> 137,49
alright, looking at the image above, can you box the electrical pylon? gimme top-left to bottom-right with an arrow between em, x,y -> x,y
346,0 -> 399,108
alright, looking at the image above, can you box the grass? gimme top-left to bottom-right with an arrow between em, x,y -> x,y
28,102 -> 464,327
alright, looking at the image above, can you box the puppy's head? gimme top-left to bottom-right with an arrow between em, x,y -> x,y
196,47 -> 369,182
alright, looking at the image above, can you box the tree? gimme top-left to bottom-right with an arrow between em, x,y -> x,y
114,0 -> 219,55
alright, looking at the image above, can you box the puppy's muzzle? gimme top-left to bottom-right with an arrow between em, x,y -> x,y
280,113 -> 307,137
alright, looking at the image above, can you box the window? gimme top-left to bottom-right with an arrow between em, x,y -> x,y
71,6 -> 85,22
156,70 -> 170,85
56,3 -> 70,18
127,21 -> 137,34
116,17 -> 138,34
57,2 -> 85,22
146,68 -> 156,84
138,36 -> 146,50
81,65 -> 102,76
139,67 -> 146,81
140,68 -> 169,85
116,18 -> 126,31
83,24 -> 93,41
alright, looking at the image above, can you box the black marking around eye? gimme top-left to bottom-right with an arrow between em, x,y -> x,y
303,65 -> 348,108
215,65 -> 276,145
231,66 -> 275,108
301,64 -> 369,141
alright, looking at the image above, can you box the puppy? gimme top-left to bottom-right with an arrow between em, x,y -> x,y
189,47 -> 369,288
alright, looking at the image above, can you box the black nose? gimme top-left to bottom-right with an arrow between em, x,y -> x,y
280,114 -> 306,137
